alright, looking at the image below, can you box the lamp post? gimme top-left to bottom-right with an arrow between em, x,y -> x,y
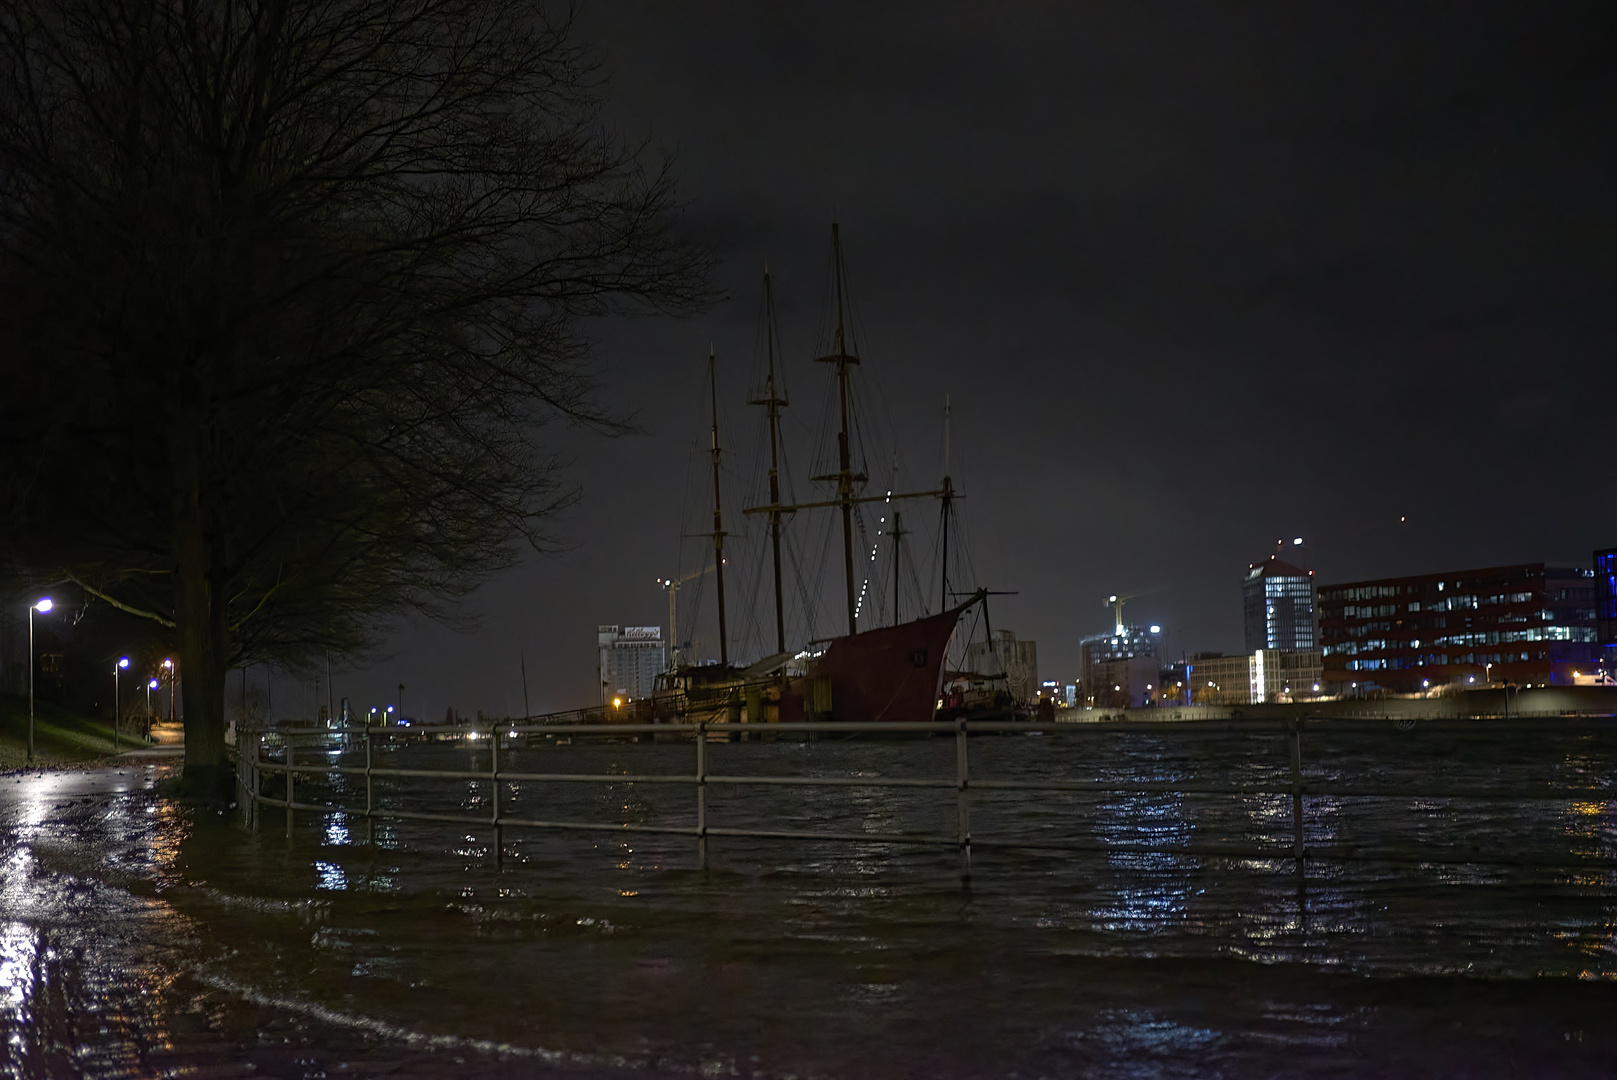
161,659 -> 175,722
112,656 -> 130,750
147,679 -> 159,740
27,597 -> 53,761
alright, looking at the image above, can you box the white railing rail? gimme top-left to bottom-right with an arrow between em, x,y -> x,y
237,717 -> 1617,881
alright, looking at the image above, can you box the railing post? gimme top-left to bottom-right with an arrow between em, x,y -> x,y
956,718 -> 972,880
364,725 -> 375,845
285,732 -> 294,839
1288,717 -> 1305,894
695,721 -> 708,870
249,731 -> 261,833
491,722 -> 503,868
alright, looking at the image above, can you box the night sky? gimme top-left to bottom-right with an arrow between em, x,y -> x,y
331,3 -> 1615,721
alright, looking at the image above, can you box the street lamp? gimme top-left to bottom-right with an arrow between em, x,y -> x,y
161,658 -> 175,722
148,679 -> 159,740
113,656 -> 130,751
27,597 -> 54,761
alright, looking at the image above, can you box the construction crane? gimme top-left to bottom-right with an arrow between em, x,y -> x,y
1105,592 -> 1147,637
657,564 -> 716,668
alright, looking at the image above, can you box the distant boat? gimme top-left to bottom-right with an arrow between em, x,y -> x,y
653,225 -> 992,726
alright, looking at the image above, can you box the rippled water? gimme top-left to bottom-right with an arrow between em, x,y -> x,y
5,719 -> 1617,1077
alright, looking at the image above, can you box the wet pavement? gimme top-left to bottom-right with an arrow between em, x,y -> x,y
3,723 -> 1617,1078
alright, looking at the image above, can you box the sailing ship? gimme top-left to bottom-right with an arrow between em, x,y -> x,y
652,225 -> 999,727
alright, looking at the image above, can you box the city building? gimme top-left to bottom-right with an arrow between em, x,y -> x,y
1080,626 -> 1160,708
1251,649 -> 1323,702
1243,554 -> 1318,654
1180,653 -> 1250,705
1597,548 -> 1617,647
1038,680 -> 1077,708
1173,649 -> 1322,705
1318,560 -> 1610,692
597,625 -> 666,703
962,629 -> 1039,702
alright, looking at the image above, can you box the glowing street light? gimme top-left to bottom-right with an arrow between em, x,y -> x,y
27,597 -> 54,760
113,656 -> 130,751
160,658 -> 177,722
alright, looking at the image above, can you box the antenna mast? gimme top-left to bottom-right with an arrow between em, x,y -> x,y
709,348 -> 729,666
749,269 -> 790,656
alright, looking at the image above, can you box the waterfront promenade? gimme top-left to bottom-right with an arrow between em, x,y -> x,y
6,719 -> 1617,1077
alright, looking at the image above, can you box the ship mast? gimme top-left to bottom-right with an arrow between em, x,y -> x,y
745,225 -> 945,636
748,269 -> 789,656
889,507 -> 907,625
939,394 -> 954,610
816,223 -> 863,637
708,347 -> 729,666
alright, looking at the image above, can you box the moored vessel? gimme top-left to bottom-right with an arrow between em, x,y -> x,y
652,225 -> 1000,728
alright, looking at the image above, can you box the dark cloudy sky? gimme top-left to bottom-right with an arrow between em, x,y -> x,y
330,2 -> 1615,721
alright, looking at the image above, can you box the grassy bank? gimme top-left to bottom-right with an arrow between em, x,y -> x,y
0,696 -> 151,770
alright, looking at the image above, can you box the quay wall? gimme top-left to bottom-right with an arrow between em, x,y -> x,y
1055,685 -> 1617,724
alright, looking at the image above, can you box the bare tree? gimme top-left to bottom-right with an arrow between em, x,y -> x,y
0,0 -> 708,795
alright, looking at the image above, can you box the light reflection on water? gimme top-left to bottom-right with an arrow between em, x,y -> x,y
4,725 -> 1617,1076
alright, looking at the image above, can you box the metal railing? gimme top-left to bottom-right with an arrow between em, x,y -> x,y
237,716 -> 1617,884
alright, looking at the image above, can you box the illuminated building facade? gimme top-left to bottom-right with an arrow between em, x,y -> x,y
597,625 -> 666,703
1318,561 -> 1610,692
1597,548 -> 1617,646
1243,555 -> 1318,654
1175,649 -> 1323,706
1079,626 -> 1159,708
1181,652 -> 1251,705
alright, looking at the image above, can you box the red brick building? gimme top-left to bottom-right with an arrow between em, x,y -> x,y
1318,562 -> 1608,693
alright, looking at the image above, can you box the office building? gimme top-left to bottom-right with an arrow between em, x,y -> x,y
1172,649 -> 1322,706
597,625 -> 666,703
962,629 -> 1039,702
1180,653 -> 1251,705
1243,555 -> 1318,654
1080,626 -> 1160,708
1318,561 -> 1609,692
1250,649 -> 1323,702
1597,548 -> 1617,647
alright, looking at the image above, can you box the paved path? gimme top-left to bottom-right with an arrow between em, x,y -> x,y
114,744 -> 186,760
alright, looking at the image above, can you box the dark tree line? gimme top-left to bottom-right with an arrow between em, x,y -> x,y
0,0 -> 707,794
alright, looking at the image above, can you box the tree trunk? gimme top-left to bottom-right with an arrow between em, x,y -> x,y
173,405 -> 231,800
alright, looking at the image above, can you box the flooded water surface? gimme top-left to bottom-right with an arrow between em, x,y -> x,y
4,719 -> 1617,1077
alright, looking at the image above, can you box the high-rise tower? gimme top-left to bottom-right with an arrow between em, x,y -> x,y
1242,555 -> 1318,654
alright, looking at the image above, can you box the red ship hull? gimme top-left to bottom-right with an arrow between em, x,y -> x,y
808,604 -> 968,723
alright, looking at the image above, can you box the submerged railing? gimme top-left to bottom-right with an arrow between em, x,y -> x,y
235,716 -> 1617,886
